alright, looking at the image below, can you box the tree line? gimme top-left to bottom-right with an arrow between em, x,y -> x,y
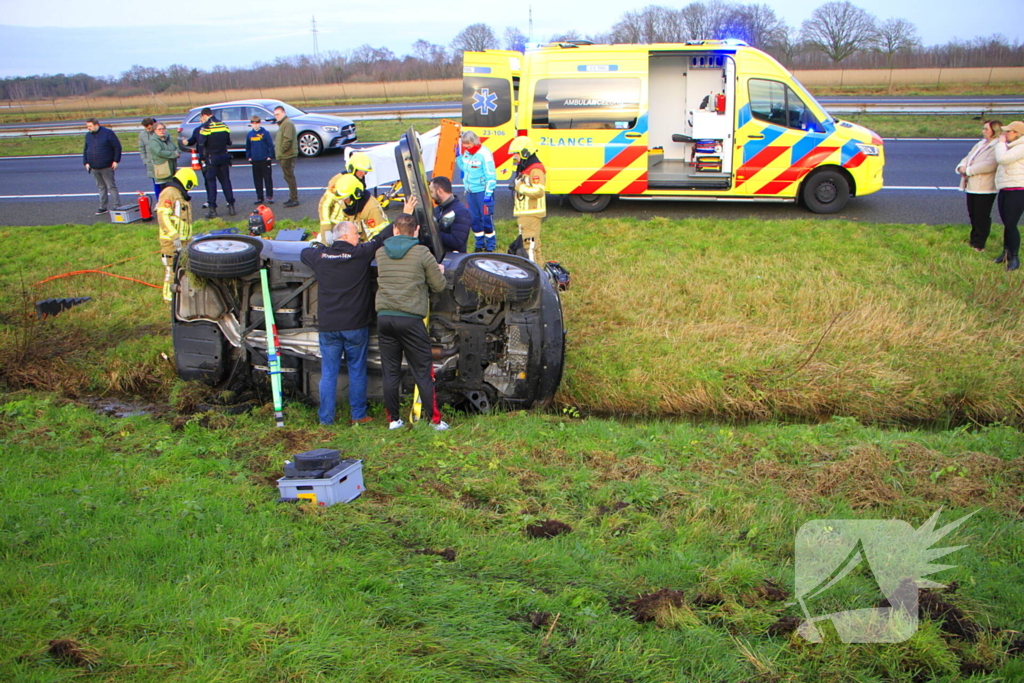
3,0 -> 1022,101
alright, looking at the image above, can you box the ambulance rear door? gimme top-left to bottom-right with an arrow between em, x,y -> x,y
462,50 -> 521,180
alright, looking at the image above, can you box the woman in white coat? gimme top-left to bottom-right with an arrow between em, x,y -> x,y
993,121 -> 1024,272
956,120 -> 1000,251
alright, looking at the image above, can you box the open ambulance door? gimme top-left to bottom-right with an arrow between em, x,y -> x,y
646,51 -> 736,192
462,50 -> 522,181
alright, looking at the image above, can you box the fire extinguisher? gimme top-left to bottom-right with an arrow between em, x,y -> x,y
137,190 -> 153,222
715,93 -> 726,115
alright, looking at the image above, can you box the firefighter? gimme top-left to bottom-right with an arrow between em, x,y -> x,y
318,173 -> 389,242
346,151 -> 373,187
509,136 -> 546,265
156,168 -> 199,302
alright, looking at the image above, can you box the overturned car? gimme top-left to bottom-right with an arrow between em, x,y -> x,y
171,130 -> 565,413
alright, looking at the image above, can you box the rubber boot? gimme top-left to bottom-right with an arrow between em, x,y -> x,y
485,234 -> 497,253
994,250 -> 1008,264
1008,251 -> 1020,272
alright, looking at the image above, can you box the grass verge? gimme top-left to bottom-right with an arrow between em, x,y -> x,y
3,215 -> 1024,426
1,394 -> 1022,682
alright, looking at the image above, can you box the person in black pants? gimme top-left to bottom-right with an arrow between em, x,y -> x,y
246,115 -> 275,204
183,108 -> 235,219
994,121 -> 1024,271
374,214 -> 449,430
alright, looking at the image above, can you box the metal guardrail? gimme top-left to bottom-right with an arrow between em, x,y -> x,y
2,102 -> 1023,140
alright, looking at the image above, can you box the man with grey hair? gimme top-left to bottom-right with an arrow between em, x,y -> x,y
300,220 -> 393,426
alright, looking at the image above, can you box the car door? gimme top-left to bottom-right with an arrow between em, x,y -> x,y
214,106 -> 246,148
246,106 -> 280,147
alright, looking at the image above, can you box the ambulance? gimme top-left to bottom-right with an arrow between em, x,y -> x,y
461,41 -> 884,214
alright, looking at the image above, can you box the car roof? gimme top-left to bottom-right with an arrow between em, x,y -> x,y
186,99 -> 288,114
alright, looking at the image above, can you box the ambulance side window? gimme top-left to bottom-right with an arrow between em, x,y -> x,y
532,78 -> 641,130
748,79 -> 824,133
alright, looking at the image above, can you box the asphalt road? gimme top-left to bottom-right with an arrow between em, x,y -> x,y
0,139 -> 974,227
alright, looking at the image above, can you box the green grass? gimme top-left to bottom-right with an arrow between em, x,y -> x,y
839,113 -> 1024,139
3,215 -> 1024,426
1,395 -> 1022,682
0,119 -> 440,157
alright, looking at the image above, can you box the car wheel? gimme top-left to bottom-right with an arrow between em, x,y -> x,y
801,169 -> 850,214
187,238 -> 262,279
567,194 -> 613,213
462,257 -> 538,303
298,132 -> 323,157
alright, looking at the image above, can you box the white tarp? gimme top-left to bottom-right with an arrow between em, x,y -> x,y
345,126 -> 440,192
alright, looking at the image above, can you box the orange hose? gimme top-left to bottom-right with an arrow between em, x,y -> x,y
34,250 -> 163,288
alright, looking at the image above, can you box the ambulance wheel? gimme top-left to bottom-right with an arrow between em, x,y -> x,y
462,257 -> 538,303
802,170 -> 850,214
568,194 -> 613,213
298,132 -> 323,157
187,237 -> 262,279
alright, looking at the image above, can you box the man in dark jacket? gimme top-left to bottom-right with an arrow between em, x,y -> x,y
246,115 -> 275,204
375,214 -> 448,431
83,118 -> 122,215
301,220 -> 394,426
403,175 -> 471,254
184,108 -> 235,218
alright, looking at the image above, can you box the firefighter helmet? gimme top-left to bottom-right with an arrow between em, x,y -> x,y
346,151 -> 373,174
333,173 -> 365,200
174,168 -> 199,191
509,136 -> 537,158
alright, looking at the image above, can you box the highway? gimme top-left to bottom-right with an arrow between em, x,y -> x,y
0,139 -> 975,227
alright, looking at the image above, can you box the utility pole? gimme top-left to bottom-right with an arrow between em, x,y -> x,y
311,15 -> 320,62
529,6 -> 533,42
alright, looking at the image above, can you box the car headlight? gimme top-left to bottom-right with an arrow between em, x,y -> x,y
856,143 -> 880,156
321,126 -> 340,133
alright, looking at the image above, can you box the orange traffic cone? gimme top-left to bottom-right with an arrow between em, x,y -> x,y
190,149 -> 201,171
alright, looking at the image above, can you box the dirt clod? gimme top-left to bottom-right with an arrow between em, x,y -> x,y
414,547 -> 456,561
919,590 -> 982,641
767,616 -> 802,637
1006,637 -> 1024,657
48,639 -> 100,668
757,579 -> 789,602
596,501 -> 630,516
619,588 -> 687,623
960,661 -> 991,676
525,520 -> 573,538
530,611 -> 552,628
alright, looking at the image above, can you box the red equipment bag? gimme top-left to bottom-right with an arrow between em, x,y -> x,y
248,204 -> 276,236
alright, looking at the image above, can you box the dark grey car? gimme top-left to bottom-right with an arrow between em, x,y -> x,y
180,99 -> 357,157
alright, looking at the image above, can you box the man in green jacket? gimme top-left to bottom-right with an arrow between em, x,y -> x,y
375,214 -> 448,431
274,106 -> 299,207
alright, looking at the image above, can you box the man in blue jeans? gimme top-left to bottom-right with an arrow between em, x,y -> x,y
300,220 -> 393,425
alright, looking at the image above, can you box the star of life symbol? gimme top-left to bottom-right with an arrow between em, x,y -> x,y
472,88 -> 498,115
792,509 -> 975,643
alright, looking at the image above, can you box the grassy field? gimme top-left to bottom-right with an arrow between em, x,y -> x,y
2,217 -> 1023,680
0,118 -> 440,157
3,215 -> 1024,426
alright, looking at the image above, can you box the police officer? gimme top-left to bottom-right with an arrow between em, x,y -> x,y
156,168 -> 199,301
183,107 -> 235,219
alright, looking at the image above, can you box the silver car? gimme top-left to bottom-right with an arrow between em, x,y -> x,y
180,99 -> 357,157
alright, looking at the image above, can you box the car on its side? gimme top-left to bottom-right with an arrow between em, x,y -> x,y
170,129 -> 565,414
179,99 -> 357,157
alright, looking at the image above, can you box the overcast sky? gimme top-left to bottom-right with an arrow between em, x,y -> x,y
0,0 -> 1016,79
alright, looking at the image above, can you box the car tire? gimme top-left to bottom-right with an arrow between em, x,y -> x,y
801,169 -> 850,214
187,237 -> 262,279
298,132 -> 323,157
567,194 -> 613,213
462,257 -> 538,303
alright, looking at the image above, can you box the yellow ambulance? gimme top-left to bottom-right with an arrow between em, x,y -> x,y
461,41 -> 884,214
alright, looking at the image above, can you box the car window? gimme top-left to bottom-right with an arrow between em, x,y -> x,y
748,79 -> 824,133
277,103 -> 305,118
532,77 -> 641,130
218,107 -> 244,122
250,106 -> 274,122
185,112 -> 201,125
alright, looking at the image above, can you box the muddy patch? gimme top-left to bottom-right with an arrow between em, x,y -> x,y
414,547 -> 457,561
48,638 -> 100,668
525,519 -> 573,538
616,588 -> 687,623
596,501 -> 630,516
767,615 -> 802,637
84,398 -> 170,419
511,611 -> 552,629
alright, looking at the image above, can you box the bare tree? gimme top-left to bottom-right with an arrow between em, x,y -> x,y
767,26 -> 805,66
681,0 -> 734,41
610,5 -> 686,44
503,26 -> 527,51
871,18 -> 919,67
451,23 -> 500,53
729,3 -> 787,48
800,1 -> 877,64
